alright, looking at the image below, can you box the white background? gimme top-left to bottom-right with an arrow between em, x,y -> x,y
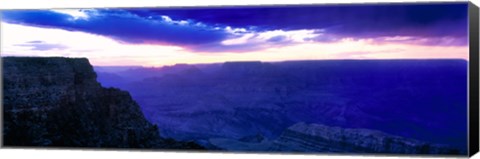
0,0 -> 479,158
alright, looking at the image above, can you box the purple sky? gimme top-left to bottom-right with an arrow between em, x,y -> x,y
0,3 -> 469,66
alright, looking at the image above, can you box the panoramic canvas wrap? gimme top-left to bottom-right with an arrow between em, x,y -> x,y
1,2 -> 473,156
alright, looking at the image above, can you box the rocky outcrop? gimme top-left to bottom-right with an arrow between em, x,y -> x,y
2,57 -> 203,149
269,123 -> 462,155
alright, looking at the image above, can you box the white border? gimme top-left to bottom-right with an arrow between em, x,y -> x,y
0,0 -> 478,159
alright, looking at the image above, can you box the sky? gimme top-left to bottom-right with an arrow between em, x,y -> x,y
0,3 -> 469,66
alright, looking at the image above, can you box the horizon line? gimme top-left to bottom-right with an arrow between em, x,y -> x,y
1,55 -> 469,67
92,58 -> 469,67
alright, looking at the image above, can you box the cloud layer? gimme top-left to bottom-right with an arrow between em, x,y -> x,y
0,2 -> 468,53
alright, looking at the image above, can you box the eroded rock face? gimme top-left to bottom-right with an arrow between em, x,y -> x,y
269,123 -> 462,155
2,57 -> 203,149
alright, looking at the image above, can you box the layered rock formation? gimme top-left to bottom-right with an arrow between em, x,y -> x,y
2,57 -> 203,149
205,123 -> 462,155
269,123 -> 462,154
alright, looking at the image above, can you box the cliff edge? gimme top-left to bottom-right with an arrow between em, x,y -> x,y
2,57 -> 202,149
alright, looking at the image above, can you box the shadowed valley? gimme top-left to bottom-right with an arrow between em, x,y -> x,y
94,59 -> 467,154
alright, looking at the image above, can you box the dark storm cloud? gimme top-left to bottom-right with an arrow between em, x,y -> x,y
126,3 -> 467,38
1,10 -> 232,48
0,2 -> 468,52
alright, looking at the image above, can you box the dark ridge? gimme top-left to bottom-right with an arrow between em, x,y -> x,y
2,57 -> 204,150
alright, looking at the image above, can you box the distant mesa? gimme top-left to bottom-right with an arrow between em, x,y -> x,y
222,61 -> 264,69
